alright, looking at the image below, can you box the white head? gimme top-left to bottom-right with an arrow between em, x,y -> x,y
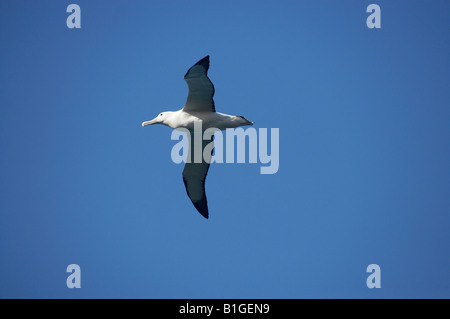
142,112 -> 172,127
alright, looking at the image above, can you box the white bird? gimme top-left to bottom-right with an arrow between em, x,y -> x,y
142,56 -> 253,219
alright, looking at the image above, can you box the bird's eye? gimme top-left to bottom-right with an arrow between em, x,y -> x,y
160,113 -> 163,116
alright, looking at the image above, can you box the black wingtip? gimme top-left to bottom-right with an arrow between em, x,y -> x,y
182,176 -> 210,219
194,55 -> 210,71
193,200 -> 209,219
184,55 -> 210,78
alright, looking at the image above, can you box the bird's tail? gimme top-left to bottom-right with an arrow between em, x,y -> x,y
237,116 -> 254,126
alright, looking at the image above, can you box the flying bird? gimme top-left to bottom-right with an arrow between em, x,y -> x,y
142,56 -> 253,219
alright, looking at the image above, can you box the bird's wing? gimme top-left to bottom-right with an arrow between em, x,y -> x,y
183,56 -> 216,112
182,132 -> 214,219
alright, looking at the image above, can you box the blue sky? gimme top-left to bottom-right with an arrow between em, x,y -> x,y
0,0 -> 449,298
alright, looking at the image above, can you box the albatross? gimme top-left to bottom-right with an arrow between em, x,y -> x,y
142,56 -> 253,219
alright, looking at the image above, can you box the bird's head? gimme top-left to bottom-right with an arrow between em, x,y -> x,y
142,112 -> 170,127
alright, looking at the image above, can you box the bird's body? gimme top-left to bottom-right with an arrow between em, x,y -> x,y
144,110 -> 252,131
142,56 -> 253,219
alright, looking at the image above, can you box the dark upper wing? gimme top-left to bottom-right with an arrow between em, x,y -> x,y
182,132 -> 214,218
183,56 -> 216,112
